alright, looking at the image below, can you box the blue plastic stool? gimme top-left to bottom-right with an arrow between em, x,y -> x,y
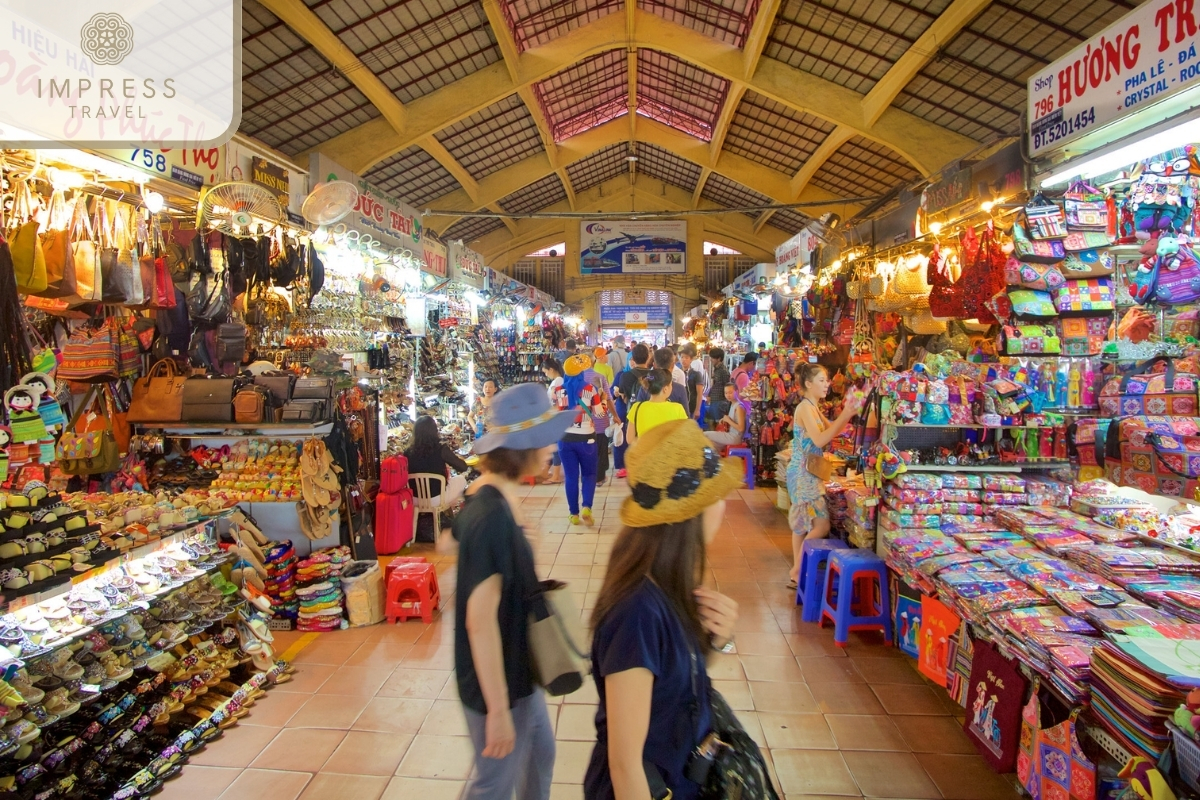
726,446 -> 754,488
819,548 -> 891,646
797,539 -> 848,620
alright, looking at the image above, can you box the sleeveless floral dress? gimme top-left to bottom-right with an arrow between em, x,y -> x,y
785,400 -> 828,535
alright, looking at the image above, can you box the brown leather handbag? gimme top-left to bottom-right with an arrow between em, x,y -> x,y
233,386 -> 270,424
127,358 -> 185,423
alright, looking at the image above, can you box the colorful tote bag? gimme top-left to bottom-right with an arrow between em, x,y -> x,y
1099,357 -> 1199,417
1052,278 -> 1114,313
963,638 -> 1029,773
1017,682 -> 1097,800
1106,416 -> 1200,498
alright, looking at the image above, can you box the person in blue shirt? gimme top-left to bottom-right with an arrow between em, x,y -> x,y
585,420 -> 742,799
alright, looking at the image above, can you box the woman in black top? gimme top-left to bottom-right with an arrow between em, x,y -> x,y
404,416 -> 470,504
454,383 -> 576,800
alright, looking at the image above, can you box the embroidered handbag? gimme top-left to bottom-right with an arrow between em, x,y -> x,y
948,377 -> 976,425
55,386 -> 119,476
57,322 -> 119,383
1025,196 -> 1067,240
960,222 -> 1006,323
1060,249 -> 1113,278
1008,289 -> 1057,318
1099,357 -> 1200,417
1016,681 -> 1097,800
1106,416 -> 1200,497
1052,278 -> 1114,313
1063,181 -> 1108,232
1150,240 -> 1200,304
1004,325 -> 1061,355
1012,221 -> 1066,264
1063,231 -> 1112,251
928,244 -> 966,318
1017,260 -> 1066,291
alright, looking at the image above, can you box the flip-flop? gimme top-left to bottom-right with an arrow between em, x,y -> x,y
786,580 -> 798,590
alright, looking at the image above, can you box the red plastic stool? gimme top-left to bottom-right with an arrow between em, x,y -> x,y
385,556 -> 428,583
386,563 -> 441,624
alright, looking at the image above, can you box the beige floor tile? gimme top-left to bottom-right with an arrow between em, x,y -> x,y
771,750 -> 859,796
345,642 -> 416,669
751,681 -> 818,713
798,656 -> 866,683
712,680 -> 754,711
313,666 -> 393,697
550,784 -> 585,800
419,699 -> 471,736
285,694 -> 370,730
157,766 -> 240,799
239,692 -> 310,728
873,684 -> 952,716
552,740 -> 596,784
758,712 -> 836,749
354,697 -> 435,734
218,769 -> 312,800
556,703 -> 598,741
298,773 -> 390,800
841,751 -> 941,798
322,731 -> 414,776
396,735 -> 477,780
733,632 -> 794,657
825,714 -> 909,752
380,777 -> 465,800
916,753 -> 1022,800
377,668 -> 453,699
894,714 -> 977,754
191,725 -> 282,768
250,728 -> 347,772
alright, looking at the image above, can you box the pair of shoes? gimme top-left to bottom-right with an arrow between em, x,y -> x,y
568,515 -> 582,526
615,469 -> 627,479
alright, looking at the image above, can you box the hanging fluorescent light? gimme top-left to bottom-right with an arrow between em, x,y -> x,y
1041,117 -> 1200,188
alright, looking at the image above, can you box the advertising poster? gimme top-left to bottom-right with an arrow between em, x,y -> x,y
580,220 -> 686,274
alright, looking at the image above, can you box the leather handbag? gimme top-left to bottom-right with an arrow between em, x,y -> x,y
8,177 -> 47,296
68,196 -> 101,303
281,399 -> 324,422
181,375 -> 239,421
127,358 -> 185,423
233,386 -> 271,424
294,377 -> 334,401
216,322 -> 246,364
254,371 -> 295,405
187,271 -> 230,326
38,189 -> 71,298
99,201 -> 138,304
55,386 -> 119,475
805,453 -> 832,480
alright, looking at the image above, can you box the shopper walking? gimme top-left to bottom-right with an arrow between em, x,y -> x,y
555,337 -> 577,362
626,369 -> 688,447
678,343 -> 704,421
785,364 -> 863,588
455,383 -> 574,800
606,335 -> 627,377
635,348 -> 689,408
584,353 -> 618,485
703,384 -> 748,448
585,419 -> 741,800
704,348 -> 729,429
553,353 -> 606,527
613,343 -> 652,479
591,346 -> 614,385
541,359 -> 565,485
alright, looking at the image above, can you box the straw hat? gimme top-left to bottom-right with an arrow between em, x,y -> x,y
473,382 -> 576,454
621,419 -> 743,527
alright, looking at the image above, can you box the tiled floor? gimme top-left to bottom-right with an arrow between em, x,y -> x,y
158,482 -> 1022,800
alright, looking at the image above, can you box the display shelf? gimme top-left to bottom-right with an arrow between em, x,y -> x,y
137,422 -> 334,433
901,461 -> 1070,473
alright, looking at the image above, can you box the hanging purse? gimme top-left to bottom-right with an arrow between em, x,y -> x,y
99,201 -> 136,304
127,357 -> 185,422
55,386 -> 119,475
1008,289 -> 1058,318
1052,278 -> 1115,313
929,244 -> 966,319
38,189 -> 71,298
57,322 -> 119,383
1064,181 -> 1109,231
1012,221 -> 1066,264
8,177 -> 47,296
1016,260 -> 1066,291
68,195 -> 101,303
1025,195 -> 1067,239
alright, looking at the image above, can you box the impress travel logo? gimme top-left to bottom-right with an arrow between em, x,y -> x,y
0,0 -> 240,147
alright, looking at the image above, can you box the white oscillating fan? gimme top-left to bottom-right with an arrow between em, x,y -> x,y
198,182 -> 284,236
302,180 -> 359,226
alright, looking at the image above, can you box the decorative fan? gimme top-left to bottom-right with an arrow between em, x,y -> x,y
197,182 -> 283,236
302,181 -> 358,226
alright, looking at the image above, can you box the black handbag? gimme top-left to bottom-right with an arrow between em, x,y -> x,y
187,272 -> 230,327
216,323 -> 246,364
282,399 -> 324,422
294,377 -> 334,401
254,371 -> 295,405
181,375 -> 240,421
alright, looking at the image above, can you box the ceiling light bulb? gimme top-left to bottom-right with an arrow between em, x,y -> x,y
48,167 -> 85,190
143,190 -> 165,213
981,200 -> 995,213
929,221 -> 943,234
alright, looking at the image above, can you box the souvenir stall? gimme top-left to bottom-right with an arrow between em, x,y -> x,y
0,144 -> 307,798
487,269 -> 554,385
789,11 -> 1200,789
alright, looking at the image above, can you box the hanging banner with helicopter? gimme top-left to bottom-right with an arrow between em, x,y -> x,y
580,220 -> 686,274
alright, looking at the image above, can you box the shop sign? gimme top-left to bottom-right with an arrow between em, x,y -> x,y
438,317 -> 460,328
728,263 -> 769,295
310,153 -> 424,252
580,220 -> 686,274
775,229 -> 818,273
98,146 -> 223,187
0,0 -> 238,147
422,233 -> 447,279
1028,0 -> 1200,156
924,167 -> 974,215
448,242 -> 485,289
250,156 -> 289,208
599,304 -> 670,328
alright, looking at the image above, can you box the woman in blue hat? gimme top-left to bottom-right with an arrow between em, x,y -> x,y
454,382 -> 576,800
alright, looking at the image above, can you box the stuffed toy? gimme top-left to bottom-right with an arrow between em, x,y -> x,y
1119,757 -> 1176,800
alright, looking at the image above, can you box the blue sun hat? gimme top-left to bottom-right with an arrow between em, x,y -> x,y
473,382 -> 576,454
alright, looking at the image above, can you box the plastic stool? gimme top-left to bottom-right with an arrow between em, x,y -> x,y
726,446 -> 754,488
819,548 -> 891,646
797,539 -> 848,620
385,556 -> 428,583
386,562 -> 441,623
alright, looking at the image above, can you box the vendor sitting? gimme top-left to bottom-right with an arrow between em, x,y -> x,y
404,416 -> 470,506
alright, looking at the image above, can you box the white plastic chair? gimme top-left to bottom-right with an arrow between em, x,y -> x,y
410,473 -> 447,541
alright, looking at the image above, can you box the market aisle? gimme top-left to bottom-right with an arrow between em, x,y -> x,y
156,482 -> 1022,800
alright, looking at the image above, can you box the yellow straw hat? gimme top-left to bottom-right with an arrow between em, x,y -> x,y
620,419 -> 744,527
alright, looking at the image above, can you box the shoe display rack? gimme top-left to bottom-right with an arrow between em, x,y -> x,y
0,510 -> 295,799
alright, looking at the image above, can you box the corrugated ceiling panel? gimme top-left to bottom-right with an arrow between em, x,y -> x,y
302,0 -> 501,104
443,215 -> 507,244
566,145 -> 630,191
894,0 -> 1136,141
723,91 -> 835,174
241,0 -> 381,154
635,143 -> 703,193
702,172 -> 771,214
767,207 -> 810,236
639,0 -> 755,46
534,50 -> 628,141
637,51 -> 730,141
363,146 -> 464,207
500,174 -> 568,214
435,94 -> 546,179
765,0 -> 951,93
810,135 -> 919,199
500,0 -> 622,50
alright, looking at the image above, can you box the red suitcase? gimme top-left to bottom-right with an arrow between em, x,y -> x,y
374,487 -> 414,554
